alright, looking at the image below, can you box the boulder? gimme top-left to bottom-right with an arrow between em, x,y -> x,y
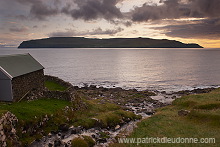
178,110 -> 190,116
58,124 -> 69,132
97,138 -> 107,143
115,125 -> 120,130
71,127 -> 82,134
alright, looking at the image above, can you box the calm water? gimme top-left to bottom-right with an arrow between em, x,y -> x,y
1,48 -> 220,92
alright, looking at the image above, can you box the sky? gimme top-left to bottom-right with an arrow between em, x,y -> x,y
0,0 -> 220,48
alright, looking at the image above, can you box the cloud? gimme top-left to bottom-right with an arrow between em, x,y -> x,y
129,0 -> 220,40
110,20 -> 132,27
30,0 -> 59,20
48,30 -> 77,37
9,26 -> 29,32
15,15 -> 29,20
7,0 -> 220,22
131,0 -> 188,22
131,0 -> 183,22
48,27 -> 124,37
190,0 -> 220,18
12,0 -> 124,21
154,18 -> 220,39
130,0 -> 220,22
14,0 -> 60,20
61,0 -> 123,21
89,27 -> 124,35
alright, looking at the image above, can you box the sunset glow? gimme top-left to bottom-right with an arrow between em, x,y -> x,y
0,0 -> 220,48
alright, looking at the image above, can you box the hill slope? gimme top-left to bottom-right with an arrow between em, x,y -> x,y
18,37 -> 203,48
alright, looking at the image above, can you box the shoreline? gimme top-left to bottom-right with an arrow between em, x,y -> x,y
67,81 -> 220,94
30,75 -> 217,147
0,75 -> 218,147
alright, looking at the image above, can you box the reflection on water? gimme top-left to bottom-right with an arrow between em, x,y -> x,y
1,48 -> 220,91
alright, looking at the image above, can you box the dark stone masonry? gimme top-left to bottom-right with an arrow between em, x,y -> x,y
12,70 -> 44,102
24,75 -> 76,102
44,75 -> 73,89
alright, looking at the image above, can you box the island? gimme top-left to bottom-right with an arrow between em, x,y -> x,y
18,37 -> 203,48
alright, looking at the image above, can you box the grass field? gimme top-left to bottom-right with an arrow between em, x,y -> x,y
45,80 -> 67,91
0,98 -> 70,121
111,88 -> 220,147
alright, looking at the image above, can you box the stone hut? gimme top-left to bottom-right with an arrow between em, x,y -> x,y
0,53 -> 44,102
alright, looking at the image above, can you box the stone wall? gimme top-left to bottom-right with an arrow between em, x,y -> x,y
44,75 -> 76,101
12,69 -> 44,102
44,75 -> 73,90
0,112 -> 19,147
25,75 -> 76,102
43,91 -> 72,101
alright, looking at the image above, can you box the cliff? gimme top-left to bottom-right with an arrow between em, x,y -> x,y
18,37 -> 203,48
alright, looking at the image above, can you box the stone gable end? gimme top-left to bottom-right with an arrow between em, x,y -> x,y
11,70 -> 44,102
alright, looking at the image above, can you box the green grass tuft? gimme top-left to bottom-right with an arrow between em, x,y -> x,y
70,99 -> 140,129
71,137 -> 89,147
194,103 -> 220,110
0,98 -> 70,121
82,136 -> 96,147
45,80 -> 67,91
0,110 -> 7,117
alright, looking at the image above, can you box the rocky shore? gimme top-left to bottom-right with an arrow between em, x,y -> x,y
0,75 -> 217,147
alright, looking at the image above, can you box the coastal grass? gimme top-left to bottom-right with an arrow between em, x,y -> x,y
45,80 -> 67,91
0,98 -> 71,145
71,137 -> 89,147
0,110 -> 7,117
112,88 -> 220,147
70,98 -> 141,129
0,98 -> 70,121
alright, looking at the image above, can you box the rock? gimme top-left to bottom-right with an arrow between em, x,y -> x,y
54,140 -> 62,147
48,133 -> 52,138
115,125 -> 120,130
48,143 -> 53,147
61,135 -> 65,139
57,132 -> 62,136
192,88 -> 215,94
0,130 -> 4,135
1,134 -> 6,140
153,101 -> 166,108
178,110 -> 190,116
97,138 -> 107,143
89,85 -> 97,89
133,103 -> 140,107
172,96 -> 176,99
0,125 -> 3,130
174,90 -> 190,95
35,138 -> 41,142
51,130 -> 58,134
137,109 -> 155,115
91,134 -> 97,139
71,127 -> 82,134
161,91 -> 166,94
145,111 -> 154,115
0,112 -> 19,147
58,124 -> 69,132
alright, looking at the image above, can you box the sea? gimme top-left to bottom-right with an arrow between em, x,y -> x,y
1,47 -> 220,92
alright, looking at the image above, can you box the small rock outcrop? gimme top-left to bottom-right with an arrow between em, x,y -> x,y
178,110 -> 190,116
